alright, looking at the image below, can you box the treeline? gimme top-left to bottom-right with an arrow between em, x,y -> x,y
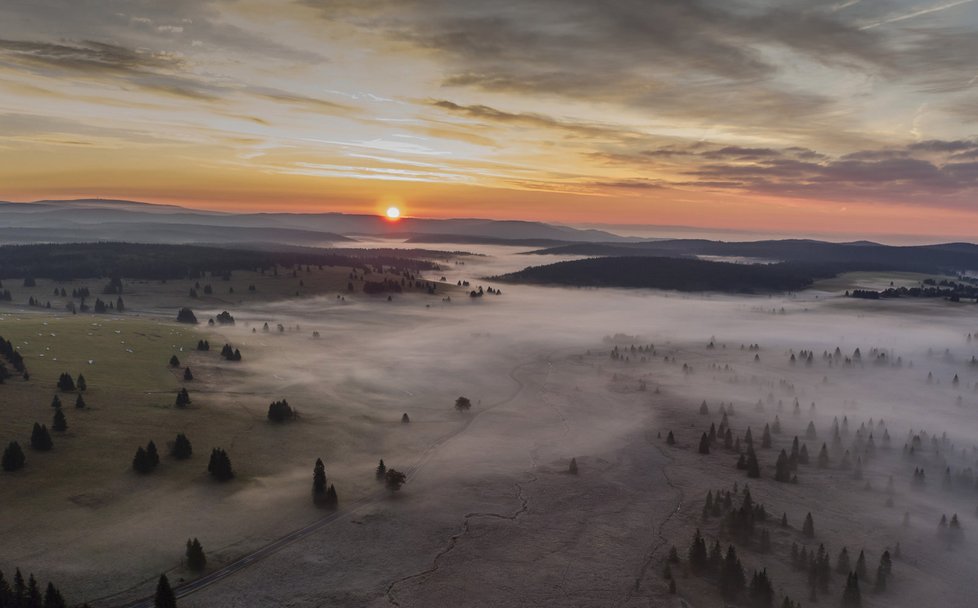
494,257 -> 842,294
0,243 -> 440,281
848,278 -> 978,302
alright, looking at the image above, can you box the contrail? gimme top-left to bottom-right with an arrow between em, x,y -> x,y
860,0 -> 976,29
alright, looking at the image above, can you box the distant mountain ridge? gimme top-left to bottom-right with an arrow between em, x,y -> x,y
0,198 -> 632,245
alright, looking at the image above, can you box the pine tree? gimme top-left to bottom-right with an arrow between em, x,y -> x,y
818,443 -> 830,468
186,538 -> 206,572
52,409 -> 67,432
30,423 -> 53,451
855,550 -> 867,580
401,413 -> 410,423
688,528 -> 708,574
720,545 -> 746,601
171,434 -> 192,460
761,424 -> 772,448
2,441 -> 26,472
748,568 -> 774,608
775,449 -> 791,482
183,367 -> 193,381
312,458 -> 327,504
0,570 -> 12,607
76,374 -> 86,392
746,446 -> 760,478
325,484 -> 338,508
43,581 -> 66,608
698,432 -> 710,454
836,547 -> 851,575
27,575 -> 41,608
50,395 -> 62,409
208,448 -> 234,481
842,572 -> 861,607
154,574 -> 176,608
175,388 -> 191,408
375,459 -> 387,481
666,431 -> 675,445
75,394 -> 86,409
568,457 -> 578,475
802,512 -> 815,538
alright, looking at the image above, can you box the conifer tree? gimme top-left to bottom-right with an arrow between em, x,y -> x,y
208,448 -> 233,481
2,441 -> 26,472
802,512 -> 815,538
76,374 -> 86,392
43,581 -> 67,608
30,423 -> 53,451
171,433 -> 192,460
175,388 -> 191,408
698,432 -> 711,454
748,568 -> 774,608
26,575 -> 41,608
186,538 -> 206,572
855,550 -> 867,580
52,409 -> 67,432
720,545 -> 746,601
75,394 -> 86,409
688,528 -> 708,574
183,367 -> 193,381
841,572 -> 861,607
312,458 -> 327,504
836,547 -> 851,575
666,431 -> 675,445
169,355 -> 180,368
568,457 -> 578,475
375,459 -> 387,481
401,413 -> 410,423
746,446 -> 760,478
50,395 -> 62,409
154,574 -> 176,608
761,424 -> 772,448
817,443 -> 830,468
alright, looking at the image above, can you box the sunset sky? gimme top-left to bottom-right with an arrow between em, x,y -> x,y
2,0 -> 978,239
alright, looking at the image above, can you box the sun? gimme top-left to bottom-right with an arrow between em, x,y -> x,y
385,206 -> 401,220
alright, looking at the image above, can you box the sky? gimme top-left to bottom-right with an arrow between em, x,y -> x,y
1,0 -> 978,240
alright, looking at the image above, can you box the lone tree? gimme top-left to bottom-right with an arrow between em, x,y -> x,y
208,448 -> 234,481
401,413 -> 410,423
802,512 -> 815,538
52,409 -> 67,432
171,433 -> 193,460
154,573 -> 176,608
312,458 -> 327,505
175,388 -> 191,408
385,468 -> 407,494
454,396 -> 472,413
267,399 -> 294,422
2,441 -> 26,472
568,457 -> 579,475
176,307 -> 198,324
375,459 -> 387,481
30,423 -> 53,451
185,538 -> 206,572
169,355 -> 180,368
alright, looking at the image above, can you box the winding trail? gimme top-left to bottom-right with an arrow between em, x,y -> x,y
93,356 -> 537,608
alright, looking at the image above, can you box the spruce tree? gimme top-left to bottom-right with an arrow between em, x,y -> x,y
171,434 -> 192,460
688,529 -> 708,573
0,570 -> 12,607
855,550 -> 867,579
312,458 -> 327,504
836,547 -> 851,575
746,446 -> 760,478
841,572 -> 861,607
27,575 -> 41,608
52,409 -> 67,432
43,581 -> 66,608
698,432 -> 710,454
568,457 -> 578,475
50,395 -> 62,409
375,459 -> 387,481
748,568 -> 774,608
208,448 -> 233,481
802,512 -> 815,538
175,388 -> 191,408
169,355 -> 180,368
13,569 -> 25,606
30,423 -> 53,451
720,545 -> 746,601
76,375 -> 86,392
666,431 -> 675,445
2,441 -> 26,472
75,394 -> 86,409
185,538 -> 206,572
154,574 -> 176,608
183,367 -> 193,381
